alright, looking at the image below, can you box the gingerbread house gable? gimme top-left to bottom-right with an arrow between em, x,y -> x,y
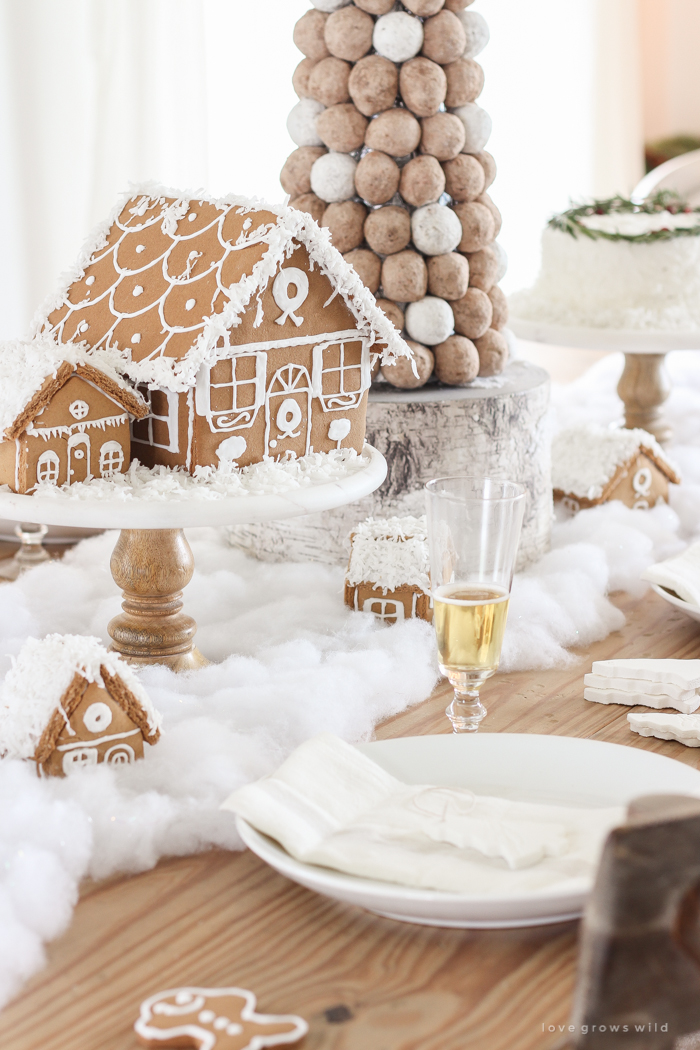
344,515 -> 432,624
0,634 -> 161,776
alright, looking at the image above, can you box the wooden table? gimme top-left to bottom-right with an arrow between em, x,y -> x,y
2,588 -> 699,1050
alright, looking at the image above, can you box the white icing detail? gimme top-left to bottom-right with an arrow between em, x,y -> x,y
272,267 -> 309,327
104,743 -> 135,764
269,439 -> 277,448
133,285 -> 144,296
132,388 -> 179,454
154,994 -> 207,1015
633,466 -> 652,496
243,217 -> 252,230
136,244 -> 146,253
29,412 -> 128,441
63,748 -> 98,773
67,433 -> 92,481
227,1023 -> 244,1036
194,354 -> 267,434
78,322 -> 89,334
188,213 -> 197,222
131,333 -> 141,344
83,701 -> 113,733
276,398 -> 302,438
312,340 -> 369,412
14,437 -> 20,491
328,417 -> 351,448
213,1017 -> 230,1030
57,728 -> 140,751
195,363 -> 211,416
36,449 -> 60,485
185,298 -> 196,311
85,276 -> 95,286
363,597 -> 405,622
633,499 -> 650,510
69,400 -> 90,420
199,1010 -> 215,1023
73,449 -> 85,459
185,387 -> 194,472
265,364 -> 312,457
100,440 -> 124,477
216,435 -> 247,463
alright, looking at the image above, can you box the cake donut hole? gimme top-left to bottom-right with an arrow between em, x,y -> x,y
399,58 -> 447,118
421,11 -> 467,65
427,252 -> 469,300
343,248 -> 382,293
308,57 -> 351,107
289,192 -> 326,223
365,109 -> 422,157
281,146 -> 328,197
475,328 -> 509,376
458,9 -> 490,58
433,334 -> 479,385
488,285 -> 508,329
287,98 -> 326,148
316,103 -> 368,153
454,201 -> 496,253
365,206 -> 412,255
400,155 -> 445,207
442,153 -> 485,202
412,203 -> 463,256
322,200 -> 368,253
376,298 -> 405,332
404,0 -> 446,13
464,245 -> 498,291
355,151 -> 401,205
406,296 -> 455,346
293,58 -> 317,99
354,0 -> 394,12
348,56 -> 399,117
325,6 -> 374,62
477,192 -> 502,237
294,10 -> 330,61
444,58 -> 484,107
373,12 -> 424,64
453,103 -> 492,154
383,341 -> 434,388
444,0 -> 476,9
420,113 -> 466,162
310,151 -> 357,202
452,286 -> 493,339
474,150 -> 497,189
381,250 -> 428,302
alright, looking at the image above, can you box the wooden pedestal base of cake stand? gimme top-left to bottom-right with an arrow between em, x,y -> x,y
510,318 -> 699,445
0,445 -> 387,671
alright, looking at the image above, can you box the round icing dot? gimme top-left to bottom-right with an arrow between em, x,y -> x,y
198,1010 -> 216,1023
227,1023 -> 244,1036
185,298 -> 196,311
176,992 -> 193,1005
136,245 -> 146,253
78,321 -> 89,333
131,333 -> 141,344
85,275 -> 95,286
69,400 -> 89,420
188,212 -> 197,222
83,701 -> 113,733
328,417 -> 351,441
216,435 -> 247,463
213,1017 -> 230,1030
243,218 -> 252,230
133,286 -> 144,296
269,439 -> 278,449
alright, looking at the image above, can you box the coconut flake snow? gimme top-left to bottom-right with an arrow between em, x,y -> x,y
346,515 -> 430,593
0,634 -> 161,761
552,425 -> 678,501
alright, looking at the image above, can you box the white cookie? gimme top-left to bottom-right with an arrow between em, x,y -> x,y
628,711 -> 700,747
585,686 -> 700,715
592,659 -> 700,691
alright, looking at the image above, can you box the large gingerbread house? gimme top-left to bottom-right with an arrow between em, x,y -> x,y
0,337 -> 147,493
0,634 -> 162,777
33,186 -> 409,472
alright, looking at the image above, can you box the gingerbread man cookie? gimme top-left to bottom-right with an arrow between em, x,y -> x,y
135,987 -> 308,1050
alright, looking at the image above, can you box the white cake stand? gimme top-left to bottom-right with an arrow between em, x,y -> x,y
0,446 -> 387,671
510,318 -> 700,444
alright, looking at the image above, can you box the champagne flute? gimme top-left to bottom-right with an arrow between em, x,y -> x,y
425,476 -> 526,733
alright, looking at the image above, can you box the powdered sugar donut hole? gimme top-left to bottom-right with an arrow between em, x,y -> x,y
405,296 -> 455,345
311,151 -> 357,202
287,98 -> 326,147
457,10 -> 490,58
281,146 -> 327,197
411,203 -> 462,255
492,240 -> 508,283
311,0 -> 351,9
452,103 -> 492,154
373,12 -> 424,63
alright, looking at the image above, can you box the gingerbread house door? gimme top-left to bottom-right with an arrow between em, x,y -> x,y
67,433 -> 91,483
264,364 -> 312,459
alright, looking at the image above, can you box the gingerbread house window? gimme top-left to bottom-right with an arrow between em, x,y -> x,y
313,341 -> 370,411
132,387 -> 179,453
363,597 -> 405,623
36,450 -> 60,484
99,440 -> 124,477
195,354 -> 267,433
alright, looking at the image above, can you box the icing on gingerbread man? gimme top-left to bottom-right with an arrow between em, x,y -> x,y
134,986 -> 308,1050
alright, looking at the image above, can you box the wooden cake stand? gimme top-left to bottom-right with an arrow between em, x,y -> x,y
0,446 -> 387,671
510,318 -> 700,444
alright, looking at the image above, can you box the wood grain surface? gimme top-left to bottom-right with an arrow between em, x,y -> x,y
2,588 -> 699,1050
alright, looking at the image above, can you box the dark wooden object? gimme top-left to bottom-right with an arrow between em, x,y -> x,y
569,794 -> 700,1048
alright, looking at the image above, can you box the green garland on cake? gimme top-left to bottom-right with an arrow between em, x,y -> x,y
549,191 -> 700,243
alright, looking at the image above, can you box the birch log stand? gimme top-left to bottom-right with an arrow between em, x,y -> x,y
0,446 -> 387,670
229,360 -> 552,570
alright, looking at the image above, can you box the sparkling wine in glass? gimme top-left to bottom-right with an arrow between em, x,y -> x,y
426,477 -> 525,733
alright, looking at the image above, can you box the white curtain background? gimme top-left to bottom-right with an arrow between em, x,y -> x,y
0,0 -> 644,340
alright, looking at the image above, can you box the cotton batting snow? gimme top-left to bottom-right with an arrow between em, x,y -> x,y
0,349 -> 698,1009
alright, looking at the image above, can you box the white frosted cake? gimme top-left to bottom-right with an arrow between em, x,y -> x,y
510,194 -> 700,331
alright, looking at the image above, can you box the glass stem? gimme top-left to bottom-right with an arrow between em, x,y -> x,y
446,685 -> 487,733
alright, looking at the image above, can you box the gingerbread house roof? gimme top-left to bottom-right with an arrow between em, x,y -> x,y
552,424 -> 681,502
0,335 -> 148,440
346,515 -> 430,594
0,634 -> 162,761
33,183 -> 411,395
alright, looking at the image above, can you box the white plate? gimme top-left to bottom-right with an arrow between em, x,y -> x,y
236,733 -> 700,929
651,583 -> 700,624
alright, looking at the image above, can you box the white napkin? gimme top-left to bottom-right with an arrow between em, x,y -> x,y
642,540 -> 700,608
222,734 -> 624,896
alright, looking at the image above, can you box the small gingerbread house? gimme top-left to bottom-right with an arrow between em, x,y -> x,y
0,634 -> 161,777
0,337 -> 147,493
34,185 -> 409,473
344,515 -> 432,625
552,425 -> 681,512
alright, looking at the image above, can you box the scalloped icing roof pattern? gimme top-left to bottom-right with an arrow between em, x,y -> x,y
33,183 -> 410,394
